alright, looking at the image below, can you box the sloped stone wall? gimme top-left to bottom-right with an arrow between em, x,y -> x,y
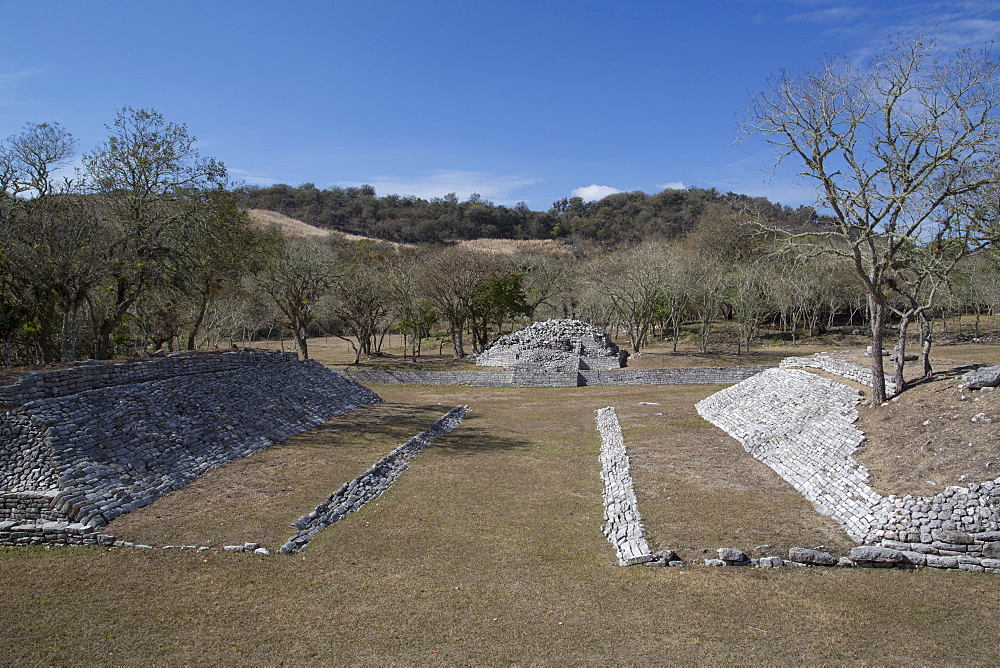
0,350 -> 380,543
696,365 -> 1000,572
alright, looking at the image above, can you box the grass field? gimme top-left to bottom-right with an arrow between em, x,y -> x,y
3,333 -> 1000,662
4,376 -> 1000,663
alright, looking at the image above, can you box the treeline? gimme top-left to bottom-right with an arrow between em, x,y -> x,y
239,182 -> 823,245
5,108 -> 1000,375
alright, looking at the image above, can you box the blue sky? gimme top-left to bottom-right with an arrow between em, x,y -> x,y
2,0 -> 999,210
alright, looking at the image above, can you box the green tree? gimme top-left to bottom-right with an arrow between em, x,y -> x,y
83,107 -> 228,359
253,238 -> 338,360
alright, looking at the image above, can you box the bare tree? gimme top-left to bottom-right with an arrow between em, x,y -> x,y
253,238 -> 338,360
743,36 -> 1000,402
590,242 -> 671,354
0,122 -> 77,198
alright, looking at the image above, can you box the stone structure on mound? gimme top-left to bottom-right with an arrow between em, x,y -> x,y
475,319 -> 621,371
0,350 -> 380,546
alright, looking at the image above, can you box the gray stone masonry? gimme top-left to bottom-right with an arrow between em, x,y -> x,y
339,366 -> 767,388
696,364 -> 1000,573
0,350 -> 380,546
696,368 -> 879,541
280,405 -> 470,554
780,353 -> 899,397
475,319 -> 621,371
596,406 -> 654,565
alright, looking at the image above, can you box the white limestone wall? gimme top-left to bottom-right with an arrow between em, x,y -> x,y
696,368 -> 881,541
596,406 -> 654,565
780,353 -> 899,397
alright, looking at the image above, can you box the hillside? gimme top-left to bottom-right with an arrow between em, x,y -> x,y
249,208 -> 573,255
239,183 -> 822,246
247,209 -> 417,249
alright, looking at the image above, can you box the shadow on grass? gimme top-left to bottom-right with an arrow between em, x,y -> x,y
905,363 -> 978,390
307,402 -> 453,439
309,403 -> 530,454
427,419 -> 532,455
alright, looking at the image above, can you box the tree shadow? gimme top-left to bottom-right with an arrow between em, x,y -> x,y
307,402 -> 453,439
306,403 -> 530,453
426,416 -> 532,454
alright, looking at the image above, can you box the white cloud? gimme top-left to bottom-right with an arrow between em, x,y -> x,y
657,181 -> 686,191
336,169 -> 542,205
786,5 -> 866,24
0,68 -> 44,89
571,184 -> 621,201
228,168 -> 280,186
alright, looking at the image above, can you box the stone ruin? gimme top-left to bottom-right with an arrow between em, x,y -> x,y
0,350 -> 380,546
475,319 -> 622,372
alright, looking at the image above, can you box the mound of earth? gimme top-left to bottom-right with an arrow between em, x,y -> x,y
476,319 -> 621,371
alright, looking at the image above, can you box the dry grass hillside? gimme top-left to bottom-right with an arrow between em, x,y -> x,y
454,237 -> 573,256
246,209 -> 416,248
247,208 -> 572,255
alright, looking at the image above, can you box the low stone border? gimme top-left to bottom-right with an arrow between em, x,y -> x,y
339,366 -> 768,388
0,520 -> 115,547
596,406 -> 655,565
280,405 -> 471,554
780,353 -> 899,397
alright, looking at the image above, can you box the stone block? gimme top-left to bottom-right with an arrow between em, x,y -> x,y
717,548 -> 748,563
932,529 -> 974,544
788,547 -> 837,566
925,554 -> 959,569
850,546 -> 906,564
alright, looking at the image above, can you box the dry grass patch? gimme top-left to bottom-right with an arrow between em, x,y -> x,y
107,400 -> 452,549
454,237 -> 573,256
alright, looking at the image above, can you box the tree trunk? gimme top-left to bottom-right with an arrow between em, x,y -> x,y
293,323 -> 309,360
920,313 -> 934,380
893,311 -> 912,393
869,292 -> 888,404
451,324 -> 465,358
187,290 -> 210,351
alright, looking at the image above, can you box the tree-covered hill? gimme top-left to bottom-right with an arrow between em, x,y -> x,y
239,183 -> 821,246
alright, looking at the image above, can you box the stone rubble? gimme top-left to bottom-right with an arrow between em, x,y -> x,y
595,406 -> 655,565
280,405 -> 471,554
476,319 -> 621,371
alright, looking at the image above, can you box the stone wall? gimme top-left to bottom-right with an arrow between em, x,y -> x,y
696,365 -> 1000,573
596,406 -> 654,565
0,350 -> 303,408
780,353 -> 899,397
339,366 -> 767,388
0,350 -> 380,544
579,366 -> 767,386
281,405 -> 470,554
